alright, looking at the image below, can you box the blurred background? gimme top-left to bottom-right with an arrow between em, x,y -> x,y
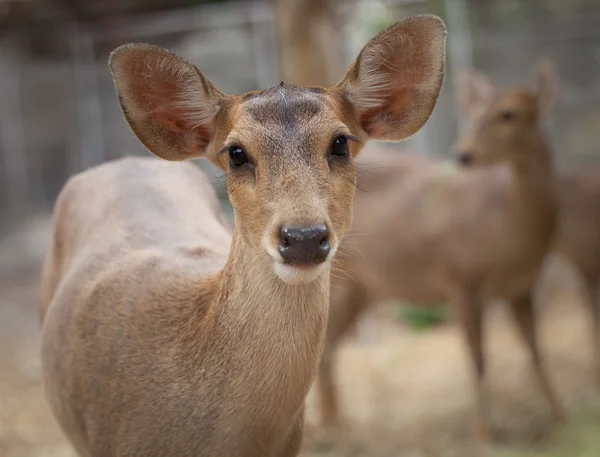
1,0 -> 600,456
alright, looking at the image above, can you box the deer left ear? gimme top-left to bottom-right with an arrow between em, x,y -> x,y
338,14 -> 447,142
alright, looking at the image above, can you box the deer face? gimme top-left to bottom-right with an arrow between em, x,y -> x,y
109,15 -> 447,285
455,59 -> 558,168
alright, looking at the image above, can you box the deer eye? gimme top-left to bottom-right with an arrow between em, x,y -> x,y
500,110 -> 517,122
330,136 -> 349,157
228,146 -> 249,167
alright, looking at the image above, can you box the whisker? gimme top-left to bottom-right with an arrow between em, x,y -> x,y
342,244 -> 366,261
331,264 -> 356,282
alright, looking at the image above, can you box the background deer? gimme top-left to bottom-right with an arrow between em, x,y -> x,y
552,168 -> 600,377
38,15 -> 446,457
317,59 -> 563,442
460,130 -> 600,383
457,64 -> 600,382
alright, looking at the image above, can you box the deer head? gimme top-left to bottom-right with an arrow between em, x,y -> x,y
109,15 -> 446,285
455,58 -> 558,168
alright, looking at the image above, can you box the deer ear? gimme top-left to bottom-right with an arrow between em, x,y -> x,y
532,58 -> 559,116
109,43 -> 225,161
457,69 -> 494,114
338,14 -> 446,142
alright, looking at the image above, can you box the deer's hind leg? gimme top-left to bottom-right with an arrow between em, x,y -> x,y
582,280 -> 600,385
508,292 -> 564,421
455,286 -> 490,443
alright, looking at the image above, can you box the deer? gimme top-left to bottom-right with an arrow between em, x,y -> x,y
38,15 -> 446,457
455,65 -> 600,383
316,58 -> 563,443
462,142 -> 600,381
552,167 -> 600,378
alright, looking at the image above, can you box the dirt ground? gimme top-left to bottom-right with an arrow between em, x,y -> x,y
1,216 -> 599,457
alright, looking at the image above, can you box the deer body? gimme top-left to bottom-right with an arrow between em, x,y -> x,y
554,166 -> 600,286
552,165 -> 600,376
41,157 -> 323,456
319,62 -> 563,441
39,16 -> 447,457
347,150 -> 555,305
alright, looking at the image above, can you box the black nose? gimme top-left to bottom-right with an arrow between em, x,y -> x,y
457,151 -> 473,166
278,225 -> 330,265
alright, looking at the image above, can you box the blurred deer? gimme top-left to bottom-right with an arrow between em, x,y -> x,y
552,169 -> 600,376
317,59 -> 563,442
462,148 -> 600,380
38,16 -> 446,457
456,65 -> 600,381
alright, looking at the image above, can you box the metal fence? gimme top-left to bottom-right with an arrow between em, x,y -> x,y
1,0 -> 599,225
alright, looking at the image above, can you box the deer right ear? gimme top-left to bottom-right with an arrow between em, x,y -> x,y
337,15 -> 446,142
109,44 -> 225,161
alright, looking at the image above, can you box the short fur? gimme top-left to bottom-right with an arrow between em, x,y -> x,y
553,167 -> 600,379
39,15 -> 446,457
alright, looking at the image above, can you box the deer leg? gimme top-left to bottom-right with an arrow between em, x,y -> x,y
508,292 -> 564,421
318,283 -> 367,427
455,287 -> 490,443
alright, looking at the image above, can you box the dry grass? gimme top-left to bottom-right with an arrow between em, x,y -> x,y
299,288 -> 600,457
0,219 -> 599,457
496,410 -> 600,457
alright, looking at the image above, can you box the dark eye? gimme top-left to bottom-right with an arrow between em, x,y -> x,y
330,136 -> 349,157
500,110 -> 517,122
228,146 -> 248,167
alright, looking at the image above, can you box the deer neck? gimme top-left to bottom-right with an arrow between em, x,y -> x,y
508,132 -> 555,196
210,230 -> 329,415
506,133 -> 558,246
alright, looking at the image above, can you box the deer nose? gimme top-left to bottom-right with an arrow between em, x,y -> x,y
278,225 -> 330,265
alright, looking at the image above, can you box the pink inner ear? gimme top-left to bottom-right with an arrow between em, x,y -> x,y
153,112 -> 187,133
146,74 -> 215,150
152,109 -> 212,152
360,88 -> 414,137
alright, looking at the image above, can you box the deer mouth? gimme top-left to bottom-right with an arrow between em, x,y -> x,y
272,262 -> 329,285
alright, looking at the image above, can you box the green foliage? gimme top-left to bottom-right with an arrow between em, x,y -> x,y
496,409 -> 600,457
362,0 -> 447,37
396,304 -> 448,331
359,1 -> 395,36
425,0 -> 446,18
368,16 -> 395,36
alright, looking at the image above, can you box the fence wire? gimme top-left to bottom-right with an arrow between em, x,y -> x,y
1,0 -> 599,223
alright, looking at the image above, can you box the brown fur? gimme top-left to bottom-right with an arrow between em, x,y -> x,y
39,15 -> 446,457
317,59 -> 563,443
456,60 -> 600,383
555,168 -> 600,286
547,167 -> 600,377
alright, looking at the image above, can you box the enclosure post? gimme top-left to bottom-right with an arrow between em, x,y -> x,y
273,0 -> 342,87
0,38 -> 30,215
444,0 -> 473,133
69,22 -> 106,174
249,1 -> 279,88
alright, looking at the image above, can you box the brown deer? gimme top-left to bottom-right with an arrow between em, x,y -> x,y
455,69 -> 600,383
317,59 -> 563,442
552,167 -> 600,378
38,15 -> 446,457
456,63 -> 600,381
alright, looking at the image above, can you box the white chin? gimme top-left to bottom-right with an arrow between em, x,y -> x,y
273,262 -> 328,285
